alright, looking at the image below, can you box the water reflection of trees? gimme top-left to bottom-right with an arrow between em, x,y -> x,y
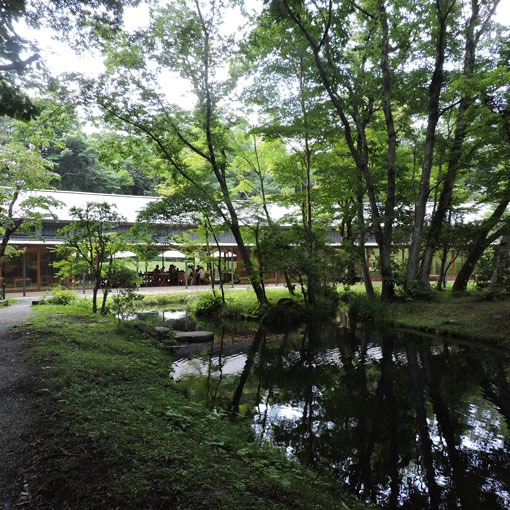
175,322 -> 510,509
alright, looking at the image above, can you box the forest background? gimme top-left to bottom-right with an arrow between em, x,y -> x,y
2,0 -> 510,307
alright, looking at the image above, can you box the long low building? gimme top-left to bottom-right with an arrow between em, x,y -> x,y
2,189 -> 469,295
2,189 -> 345,294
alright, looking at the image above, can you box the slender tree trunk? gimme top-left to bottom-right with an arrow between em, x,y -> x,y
100,290 -> 109,315
203,52 -> 268,305
228,212 -> 268,305
205,217 -> 226,302
489,234 -> 510,290
356,193 -> 376,301
452,199 -> 510,293
418,0 -> 481,284
0,186 -> 22,258
92,284 -> 99,313
251,137 -> 296,297
405,0 -> 450,289
377,0 -> 398,302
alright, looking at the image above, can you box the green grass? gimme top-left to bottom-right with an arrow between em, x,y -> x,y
386,291 -> 510,346
139,287 -> 305,319
331,282 -> 510,347
222,287 -> 299,317
22,300 -> 367,510
139,291 -> 199,307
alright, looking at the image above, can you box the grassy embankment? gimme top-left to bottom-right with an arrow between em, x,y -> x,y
379,287 -> 510,347
216,285 -> 510,347
21,290 -> 368,510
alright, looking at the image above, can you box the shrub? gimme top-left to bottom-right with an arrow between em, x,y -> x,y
401,279 -> 434,301
110,288 -> 144,328
192,293 -> 225,316
341,292 -> 388,323
45,288 -> 78,305
314,285 -> 340,313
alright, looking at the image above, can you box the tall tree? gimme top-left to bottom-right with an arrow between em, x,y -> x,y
0,142 -> 60,258
0,0 -> 136,119
404,0 -> 456,289
259,0 -> 508,299
240,30 -> 336,303
452,198 -> 510,293
451,38 -> 510,292
257,0 -> 426,300
83,0 -> 270,305
414,0 -> 504,288
0,103 -> 73,258
0,0 -> 39,119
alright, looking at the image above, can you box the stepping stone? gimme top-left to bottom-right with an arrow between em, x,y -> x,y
174,330 -> 214,343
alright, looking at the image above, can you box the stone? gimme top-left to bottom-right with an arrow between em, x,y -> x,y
174,330 -> 214,343
154,326 -> 172,338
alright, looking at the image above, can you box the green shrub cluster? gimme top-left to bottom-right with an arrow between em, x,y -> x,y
340,292 -> 389,323
192,293 -> 225,316
44,288 -> 78,305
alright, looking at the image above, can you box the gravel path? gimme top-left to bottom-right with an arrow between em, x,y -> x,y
0,299 -> 35,510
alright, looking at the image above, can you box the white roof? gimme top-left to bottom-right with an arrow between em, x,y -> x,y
20,189 -> 160,223
18,189 -> 298,226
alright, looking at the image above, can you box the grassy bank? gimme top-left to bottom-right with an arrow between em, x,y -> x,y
125,285 -> 510,346
386,291 -> 510,347
137,287 -> 299,314
22,299 -> 366,510
337,284 -> 510,347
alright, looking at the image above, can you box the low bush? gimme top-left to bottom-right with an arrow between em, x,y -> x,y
44,288 -> 78,305
192,292 -> 226,316
110,288 -> 145,328
340,292 -> 389,323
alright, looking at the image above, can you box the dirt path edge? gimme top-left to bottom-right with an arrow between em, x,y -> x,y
0,300 -> 35,510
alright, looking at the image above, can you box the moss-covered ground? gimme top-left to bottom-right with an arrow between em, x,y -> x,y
385,289 -> 510,347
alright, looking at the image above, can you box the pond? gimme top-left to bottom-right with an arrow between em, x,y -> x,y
168,317 -> 510,509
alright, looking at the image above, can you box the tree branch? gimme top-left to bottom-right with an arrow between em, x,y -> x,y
0,53 -> 40,72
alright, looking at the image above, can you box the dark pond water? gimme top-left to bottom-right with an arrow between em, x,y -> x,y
168,316 -> 510,509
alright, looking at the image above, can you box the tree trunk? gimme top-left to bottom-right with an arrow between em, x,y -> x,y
92,285 -> 99,313
100,289 -> 109,315
0,187 -> 22,258
489,234 -> 510,290
452,199 -> 510,293
377,0 -> 398,302
452,242 -> 486,294
228,214 -> 268,306
405,0 -> 449,289
418,0 -> 480,284
356,196 -> 376,301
